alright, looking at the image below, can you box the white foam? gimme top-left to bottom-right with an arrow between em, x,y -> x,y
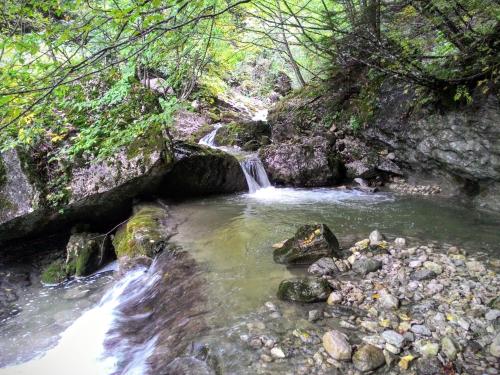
0,268 -> 147,375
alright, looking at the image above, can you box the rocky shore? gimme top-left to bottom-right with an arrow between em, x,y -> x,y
238,226 -> 500,375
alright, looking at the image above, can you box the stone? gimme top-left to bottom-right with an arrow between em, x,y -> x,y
369,230 -> 385,246
259,137 -> 343,187
378,289 -> 399,310
354,239 -> 370,250
113,204 -> 173,259
381,330 -> 405,348
308,309 -> 322,322
441,337 -> 458,360
423,261 -> 443,275
485,309 -> 500,321
412,269 -> 436,281
352,257 -> 382,275
66,232 -> 112,277
394,238 -> 406,248
490,333 -> 500,358
322,330 -> 352,361
415,358 -> 442,375
163,357 -> 215,375
270,347 -> 286,359
417,341 -> 440,357
308,257 -> 339,276
273,224 -> 341,265
327,291 -> 343,305
352,345 -> 385,372
466,260 -> 486,274
384,343 -> 400,354
277,278 -> 332,303
40,260 -> 68,285
411,325 -> 431,336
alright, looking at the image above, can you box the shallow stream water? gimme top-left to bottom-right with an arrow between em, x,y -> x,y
1,189 -> 500,373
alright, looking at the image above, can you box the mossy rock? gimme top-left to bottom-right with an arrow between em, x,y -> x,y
273,224 -> 341,265
214,121 -> 271,149
41,260 -> 68,285
66,232 -> 112,277
277,277 -> 332,303
113,204 -> 171,259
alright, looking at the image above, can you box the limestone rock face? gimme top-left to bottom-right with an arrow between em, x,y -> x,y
0,139 -> 246,243
260,137 -> 342,187
273,224 -> 341,265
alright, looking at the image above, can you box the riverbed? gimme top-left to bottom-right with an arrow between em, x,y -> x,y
0,187 -> 499,374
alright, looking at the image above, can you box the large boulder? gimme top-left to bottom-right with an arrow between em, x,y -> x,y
113,203 -> 173,259
0,138 -> 246,243
273,224 -> 341,265
277,277 -> 332,303
260,137 -> 343,187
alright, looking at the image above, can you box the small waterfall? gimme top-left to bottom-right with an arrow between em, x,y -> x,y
199,123 -> 273,194
240,156 -> 271,194
199,124 -> 223,147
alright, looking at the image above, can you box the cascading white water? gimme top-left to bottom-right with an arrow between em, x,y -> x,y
239,156 -> 271,194
198,122 -> 273,194
198,124 -> 223,147
0,267 -> 150,375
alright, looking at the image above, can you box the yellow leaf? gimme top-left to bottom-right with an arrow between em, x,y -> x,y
398,355 -> 415,370
372,293 -> 380,299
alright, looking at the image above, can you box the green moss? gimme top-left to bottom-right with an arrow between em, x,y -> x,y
113,204 -> 169,259
41,260 -> 68,285
0,155 -> 6,188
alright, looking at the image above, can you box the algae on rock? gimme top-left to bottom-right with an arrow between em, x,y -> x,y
113,203 -> 173,259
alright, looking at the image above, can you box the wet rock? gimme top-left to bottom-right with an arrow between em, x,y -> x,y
441,336 -> 458,360
65,232 -> 112,277
113,203 -> 173,259
410,324 -> 431,336
490,333 -> 500,358
327,291 -> 343,305
412,269 -> 437,281
270,347 -> 286,359
352,257 -> 382,275
415,358 -> 442,375
214,120 -> 271,150
369,230 -> 385,246
308,257 -> 338,276
273,224 -> 340,265
163,357 -> 215,375
277,278 -> 332,303
381,330 -> 405,348
259,137 -> 343,187
308,309 -> 322,322
378,289 -> 399,310
352,345 -> 385,372
416,341 -> 439,357
394,237 -> 406,248
322,330 -> 352,361
485,309 -> 500,321
423,261 -> 443,275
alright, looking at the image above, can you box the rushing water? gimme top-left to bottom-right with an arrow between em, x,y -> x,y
2,118 -> 500,373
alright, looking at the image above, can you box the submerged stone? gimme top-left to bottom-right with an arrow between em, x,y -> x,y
322,330 -> 352,361
352,344 -> 385,372
273,224 -> 340,265
277,277 -> 332,303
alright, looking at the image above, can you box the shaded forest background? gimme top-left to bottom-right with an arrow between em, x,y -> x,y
0,0 -> 498,161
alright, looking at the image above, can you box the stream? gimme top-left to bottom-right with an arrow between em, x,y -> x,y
1,122 -> 500,374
